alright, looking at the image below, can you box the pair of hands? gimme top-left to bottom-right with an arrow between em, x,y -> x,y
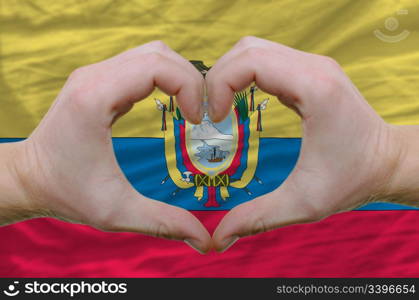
7,36 -> 403,253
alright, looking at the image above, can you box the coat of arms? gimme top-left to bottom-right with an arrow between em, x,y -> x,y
155,61 -> 269,207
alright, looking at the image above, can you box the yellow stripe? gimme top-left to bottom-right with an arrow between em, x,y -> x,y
1,1 -> 419,138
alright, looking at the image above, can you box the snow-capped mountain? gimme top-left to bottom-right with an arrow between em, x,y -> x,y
191,119 -> 233,140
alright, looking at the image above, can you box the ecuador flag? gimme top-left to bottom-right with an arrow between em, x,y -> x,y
1,0 -> 419,277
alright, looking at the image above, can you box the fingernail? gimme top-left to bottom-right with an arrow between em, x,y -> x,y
184,239 -> 206,254
218,235 -> 239,253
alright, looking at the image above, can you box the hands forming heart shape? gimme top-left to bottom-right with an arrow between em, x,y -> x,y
4,36 -> 409,253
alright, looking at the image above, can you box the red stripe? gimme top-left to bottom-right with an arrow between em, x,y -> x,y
0,211 -> 418,277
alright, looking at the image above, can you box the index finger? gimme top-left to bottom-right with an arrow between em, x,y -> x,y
64,41 -> 205,125
205,36 -> 343,122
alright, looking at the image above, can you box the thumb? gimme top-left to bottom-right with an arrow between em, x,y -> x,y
212,183 -> 319,252
93,189 -> 212,254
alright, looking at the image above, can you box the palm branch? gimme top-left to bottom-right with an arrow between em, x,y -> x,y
233,91 -> 249,122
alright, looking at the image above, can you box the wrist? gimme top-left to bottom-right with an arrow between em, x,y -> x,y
0,141 -> 43,225
378,124 -> 419,207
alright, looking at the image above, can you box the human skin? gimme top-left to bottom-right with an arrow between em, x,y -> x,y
0,41 -> 212,254
206,36 -> 419,251
0,37 -> 418,254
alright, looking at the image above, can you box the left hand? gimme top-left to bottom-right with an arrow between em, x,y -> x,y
206,36 -> 402,252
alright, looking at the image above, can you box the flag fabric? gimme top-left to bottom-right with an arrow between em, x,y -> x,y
1,0 -> 419,277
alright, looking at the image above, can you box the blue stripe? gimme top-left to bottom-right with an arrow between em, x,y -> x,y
1,138 -> 416,211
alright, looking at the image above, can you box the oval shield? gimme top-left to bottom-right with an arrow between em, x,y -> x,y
185,111 -> 239,176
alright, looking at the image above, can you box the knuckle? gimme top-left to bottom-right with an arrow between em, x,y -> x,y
307,68 -> 344,99
250,217 -> 268,236
241,46 -> 266,60
66,86 -> 86,106
148,40 -> 169,52
65,66 -> 100,110
66,83 -> 96,112
321,55 -> 341,70
307,55 -> 344,98
301,201 -> 325,222
237,35 -> 259,48
316,75 -> 341,97
142,51 -> 164,65
91,206 -> 121,232
68,66 -> 89,83
153,222 -> 171,239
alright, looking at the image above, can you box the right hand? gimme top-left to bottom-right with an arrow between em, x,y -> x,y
10,41 -> 212,254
